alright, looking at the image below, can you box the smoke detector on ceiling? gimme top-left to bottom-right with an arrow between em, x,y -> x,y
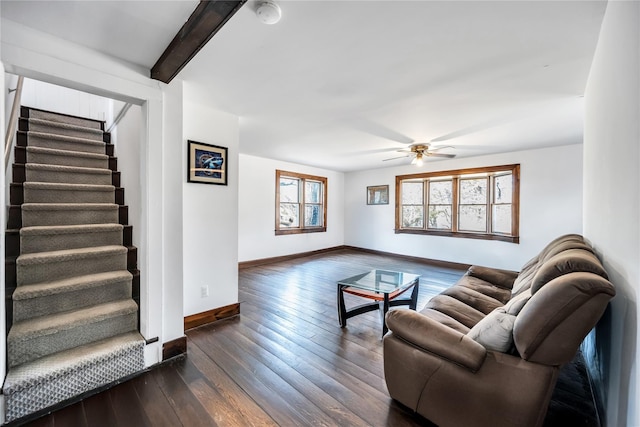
256,1 -> 281,25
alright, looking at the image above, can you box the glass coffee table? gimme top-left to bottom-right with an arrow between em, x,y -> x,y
337,269 -> 420,337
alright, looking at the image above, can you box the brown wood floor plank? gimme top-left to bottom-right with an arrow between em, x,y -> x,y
186,342 -> 279,427
176,349 -> 265,427
189,325 -> 334,427
81,392 -> 119,427
131,372 -> 183,427
51,400 -> 87,427
212,321 -> 373,426
151,362 -> 217,426
214,314 -> 414,426
107,380 -> 152,427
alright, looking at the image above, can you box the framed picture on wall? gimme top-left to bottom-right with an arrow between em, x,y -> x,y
367,185 -> 389,205
187,140 -> 228,185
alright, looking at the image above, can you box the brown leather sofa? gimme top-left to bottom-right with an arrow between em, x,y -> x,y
383,234 -> 615,427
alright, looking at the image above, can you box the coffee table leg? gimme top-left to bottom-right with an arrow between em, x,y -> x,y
409,279 -> 419,310
337,284 -> 347,327
382,292 -> 390,337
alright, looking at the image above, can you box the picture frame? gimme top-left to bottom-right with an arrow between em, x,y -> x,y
188,140 -> 228,185
367,185 -> 389,205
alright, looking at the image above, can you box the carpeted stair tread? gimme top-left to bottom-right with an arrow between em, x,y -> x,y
20,224 -> 124,254
13,270 -> 132,301
26,109 -> 103,130
25,164 -> 112,185
17,245 -> 128,286
23,146 -> 108,169
21,203 -> 119,227
8,299 -> 138,341
17,245 -> 127,266
7,299 -> 139,367
13,271 -> 132,321
4,331 -> 143,392
2,331 -> 144,422
21,117 -> 104,141
22,131 -> 106,154
23,182 -> 115,204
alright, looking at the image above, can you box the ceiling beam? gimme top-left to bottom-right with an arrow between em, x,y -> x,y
151,0 -> 247,84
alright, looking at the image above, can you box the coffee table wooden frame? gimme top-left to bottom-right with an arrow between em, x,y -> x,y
337,271 -> 419,337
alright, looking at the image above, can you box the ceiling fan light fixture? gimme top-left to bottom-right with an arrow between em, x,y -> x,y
415,154 -> 424,167
256,0 -> 282,25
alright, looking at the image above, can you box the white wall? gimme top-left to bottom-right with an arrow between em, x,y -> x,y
111,103 -> 142,248
238,154 -> 345,262
182,89 -> 239,317
583,2 -> 639,426
20,78 -> 113,122
161,81 -> 184,342
345,144 -> 583,270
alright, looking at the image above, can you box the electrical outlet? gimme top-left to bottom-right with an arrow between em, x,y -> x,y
200,285 -> 209,298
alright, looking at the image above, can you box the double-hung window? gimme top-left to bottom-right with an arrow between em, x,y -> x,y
396,164 -> 519,242
276,170 -> 327,235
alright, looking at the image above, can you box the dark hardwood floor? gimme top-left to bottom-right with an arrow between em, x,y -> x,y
15,248 -> 598,426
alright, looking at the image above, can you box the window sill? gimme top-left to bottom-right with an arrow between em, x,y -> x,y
275,227 -> 327,236
394,229 -> 519,243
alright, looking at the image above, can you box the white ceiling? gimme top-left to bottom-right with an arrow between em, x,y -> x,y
2,1 -> 607,172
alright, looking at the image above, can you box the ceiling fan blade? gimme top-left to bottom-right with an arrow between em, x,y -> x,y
426,152 -> 456,158
428,145 -> 454,152
383,155 -> 411,161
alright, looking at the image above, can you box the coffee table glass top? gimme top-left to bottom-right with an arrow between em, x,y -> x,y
338,269 -> 420,294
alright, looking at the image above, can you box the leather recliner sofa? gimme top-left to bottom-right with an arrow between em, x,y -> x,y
383,234 -> 615,427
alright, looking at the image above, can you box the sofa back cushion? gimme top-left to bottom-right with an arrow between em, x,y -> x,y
513,272 -> 615,365
531,249 -> 608,295
510,234 -> 592,298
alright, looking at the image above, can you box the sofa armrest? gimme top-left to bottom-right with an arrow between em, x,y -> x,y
467,265 -> 519,290
385,310 -> 487,372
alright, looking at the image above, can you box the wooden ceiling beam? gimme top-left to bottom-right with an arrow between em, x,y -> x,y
151,0 -> 247,84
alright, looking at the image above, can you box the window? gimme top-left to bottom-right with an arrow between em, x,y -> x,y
396,164 -> 519,242
276,170 -> 327,235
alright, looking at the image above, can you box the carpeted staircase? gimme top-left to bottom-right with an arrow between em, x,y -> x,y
3,107 -> 145,422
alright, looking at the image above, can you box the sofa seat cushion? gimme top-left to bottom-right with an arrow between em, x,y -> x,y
425,294 -> 485,329
467,307 -> 516,352
419,307 -> 471,334
440,285 -> 504,315
457,276 -> 512,304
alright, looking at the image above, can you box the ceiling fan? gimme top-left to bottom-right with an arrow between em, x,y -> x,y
383,143 -> 456,166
